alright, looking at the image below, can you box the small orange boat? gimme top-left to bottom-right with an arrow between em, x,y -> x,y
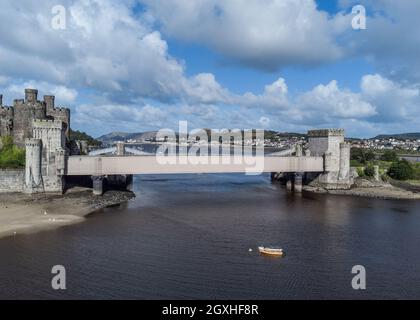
258,247 -> 284,257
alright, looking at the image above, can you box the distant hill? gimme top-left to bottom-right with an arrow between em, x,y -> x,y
372,133 -> 420,140
70,129 -> 102,146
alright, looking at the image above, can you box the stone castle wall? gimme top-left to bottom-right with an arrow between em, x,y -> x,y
45,95 -> 71,140
0,89 -> 70,146
30,120 -> 67,193
12,90 -> 47,147
0,169 -> 25,193
0,89 -> 70,194
0,94 -> 14,137
307,129 -> 352,189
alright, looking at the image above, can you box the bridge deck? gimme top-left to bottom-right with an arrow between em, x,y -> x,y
67,155 -> 324,176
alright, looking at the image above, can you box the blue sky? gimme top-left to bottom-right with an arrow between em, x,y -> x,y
0,0 -> 419,138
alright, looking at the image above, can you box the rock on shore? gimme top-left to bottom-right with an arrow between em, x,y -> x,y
304,178 -> 420,200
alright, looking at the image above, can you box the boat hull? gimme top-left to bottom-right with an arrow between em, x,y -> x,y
258,247 -> 284,257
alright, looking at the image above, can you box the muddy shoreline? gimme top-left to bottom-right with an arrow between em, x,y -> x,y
0,188 -> 135,239
303,184 -> 420,200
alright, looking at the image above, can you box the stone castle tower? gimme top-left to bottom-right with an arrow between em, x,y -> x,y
0,89 -> 70,147
307,129 -> 352,189
1,89 -> 71,193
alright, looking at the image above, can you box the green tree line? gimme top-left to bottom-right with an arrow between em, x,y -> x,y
351,148 -> 420,181
0,136 -> 25,169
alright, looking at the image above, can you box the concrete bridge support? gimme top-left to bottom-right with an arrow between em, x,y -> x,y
286,173 -> 294,191
116,142 -> 125,156
92,176 -> 105,196
286,179 -> 293,191
126,175 -> 134,191
294,173 -> 303,193
296,144 -> 303,157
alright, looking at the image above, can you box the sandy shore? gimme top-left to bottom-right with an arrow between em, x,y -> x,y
304,185 -> 420,200
0,188 -> 135,239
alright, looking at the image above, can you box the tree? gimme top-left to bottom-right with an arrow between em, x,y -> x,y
0,136 -> 25,169
351,148 -> 376,164
380,150 -> 398,162
364,165 -> 376,178
388,160 -> 414,181
364,150 -> 376,162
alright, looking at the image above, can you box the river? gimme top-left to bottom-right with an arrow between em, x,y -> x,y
0,173 -> 419,299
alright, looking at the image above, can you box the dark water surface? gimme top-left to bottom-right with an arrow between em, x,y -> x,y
0,174 -> 419,299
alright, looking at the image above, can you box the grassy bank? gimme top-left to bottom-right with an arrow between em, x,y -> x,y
351,148 -> 420,183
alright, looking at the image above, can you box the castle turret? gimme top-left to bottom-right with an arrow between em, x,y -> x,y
339,142 -> 351,182
44,95 -> 55,110
0,97 -> 14,136
24,139 -> 42,193
12,89 -> 47,146
25,89 -> 38,103
45,95 -> 70,141
0,89 -> 71,146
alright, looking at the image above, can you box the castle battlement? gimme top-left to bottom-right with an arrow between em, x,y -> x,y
13,99 -> 25,105
0,106 -> 14,114
25,138 -> 42,147
0,89 -> 71,146
307,129 -> 345,138
48,107 -> 70,115
33,119 -> 63,128
14,99 -> 44,107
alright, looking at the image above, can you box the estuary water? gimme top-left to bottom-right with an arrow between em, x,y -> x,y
0,173 -> 419,299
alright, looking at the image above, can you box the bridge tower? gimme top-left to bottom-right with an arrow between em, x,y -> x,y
307,129 -> 352,189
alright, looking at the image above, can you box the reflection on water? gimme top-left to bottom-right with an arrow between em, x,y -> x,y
0,173 -> 419,299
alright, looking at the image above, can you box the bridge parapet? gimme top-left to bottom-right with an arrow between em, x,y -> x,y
67,155 -> 324,176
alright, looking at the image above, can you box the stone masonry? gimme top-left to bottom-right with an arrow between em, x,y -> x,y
306,129 -> 353,189
0,89 -> 70,147
29,120 -> 67,193
0,89 -> 70,194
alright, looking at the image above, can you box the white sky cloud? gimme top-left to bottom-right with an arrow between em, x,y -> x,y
0,0 -> 418,137
141,0 -> 343,70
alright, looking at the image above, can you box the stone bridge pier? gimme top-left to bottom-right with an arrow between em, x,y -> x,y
91,142 -> 133,196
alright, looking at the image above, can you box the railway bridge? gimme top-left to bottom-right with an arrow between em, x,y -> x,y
24,126 -> 352,195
